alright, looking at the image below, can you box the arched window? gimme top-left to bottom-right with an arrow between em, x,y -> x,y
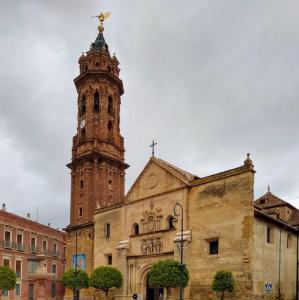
94,91 -> 100,112
167,216 -> 175,229
107,65 -> 111,72
81,95 -> 86,114
132,223 -> 139,235
79,207 -> 83,217
108,96 -> 113,115
80,180 -> 84,189
81,128 -> 86,141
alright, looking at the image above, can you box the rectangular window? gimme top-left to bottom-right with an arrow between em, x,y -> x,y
15,283 -> 21,296
287,234 -> 292,248
2,289 -> 8,297
209,240 -> 219,255
43,240 -> 47,250
28,260 -> 38,273
52,264 -> 57,274
16,260 -> 22,278
31,237 -> 37,252
267,226 -> 274,244
17,234 -> 23,250
3,258 -> 10,267
4,231 -> 11,248
51,283 -> 56,297
107,255 -> 112,265
104,223 -> 111,238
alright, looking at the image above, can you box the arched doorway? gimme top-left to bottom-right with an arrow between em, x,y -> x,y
146,275 -> 163,300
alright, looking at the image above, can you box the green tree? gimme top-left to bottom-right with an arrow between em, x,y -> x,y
61,269 -> 89,293
148,260 -> 189,297
90,266 -> 123,296
212,270 -> 234,300
0,266 -> 17,296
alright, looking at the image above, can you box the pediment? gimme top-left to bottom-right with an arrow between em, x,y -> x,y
125,157 -> 196,203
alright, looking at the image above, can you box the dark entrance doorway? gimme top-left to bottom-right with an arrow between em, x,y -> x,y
146,276 -> 163,300
28,283 -> 34,300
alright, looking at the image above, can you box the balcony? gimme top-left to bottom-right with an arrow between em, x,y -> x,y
51,250 -> 59,257
30,246 -> 38,254
16,243 -> 25,251
41,248 -> 49,255
3,240 -> 14,249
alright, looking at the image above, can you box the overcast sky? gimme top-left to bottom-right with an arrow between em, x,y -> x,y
0,0 -> 298,229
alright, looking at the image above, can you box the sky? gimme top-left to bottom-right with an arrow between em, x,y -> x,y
0,0 -> 298,229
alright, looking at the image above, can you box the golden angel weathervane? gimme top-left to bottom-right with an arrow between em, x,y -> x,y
92,12 -> 111,32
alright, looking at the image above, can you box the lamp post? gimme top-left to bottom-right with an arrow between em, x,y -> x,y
73,229 -> 79,300
174,202 -> 184,300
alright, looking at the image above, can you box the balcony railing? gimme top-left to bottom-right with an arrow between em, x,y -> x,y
3,240 -> 13,249
52,250 -> 59,257
0,241 -> 60,258
41,249 -> 49,255
16,243 -> 25,251
30,246 -> 38,253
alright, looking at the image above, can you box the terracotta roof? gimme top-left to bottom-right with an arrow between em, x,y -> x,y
154,158 -> 199,183
254,192 -> 296,210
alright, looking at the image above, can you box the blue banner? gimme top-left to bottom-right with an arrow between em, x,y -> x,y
72,253 -> 86,271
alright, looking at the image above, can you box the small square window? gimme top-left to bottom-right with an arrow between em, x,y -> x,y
209,240 -> 219,255
107,255 -> 112,265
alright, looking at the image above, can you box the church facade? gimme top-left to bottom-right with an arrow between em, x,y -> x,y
65,17 -> 299,300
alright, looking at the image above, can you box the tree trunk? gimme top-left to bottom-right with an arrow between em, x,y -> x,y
220,291 -> 224,300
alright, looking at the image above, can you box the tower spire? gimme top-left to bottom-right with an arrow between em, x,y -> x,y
90,12 -> 111,52
92,12 -> 111,33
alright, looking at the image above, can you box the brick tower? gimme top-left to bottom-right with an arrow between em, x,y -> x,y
65,14 -> 128,300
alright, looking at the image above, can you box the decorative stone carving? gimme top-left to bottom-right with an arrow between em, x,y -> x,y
146,173 -> 159,189
140,237 -> 163,255
116,240 -> 129,256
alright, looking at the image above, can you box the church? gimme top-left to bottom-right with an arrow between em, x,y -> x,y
64,15 -> 299,300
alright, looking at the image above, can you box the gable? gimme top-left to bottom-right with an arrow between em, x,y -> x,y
125,158 -> 189,203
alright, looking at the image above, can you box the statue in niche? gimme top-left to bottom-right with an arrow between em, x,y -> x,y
141,240 -> 147,255
148,239 -> 154,254
147,216 -> 156,232
154,238 -> 162,253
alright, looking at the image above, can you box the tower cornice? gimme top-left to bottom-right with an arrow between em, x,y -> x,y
74,70 -> 124,95
66,151 -> 129,170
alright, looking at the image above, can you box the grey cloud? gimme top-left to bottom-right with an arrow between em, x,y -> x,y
0,0 -> 298,228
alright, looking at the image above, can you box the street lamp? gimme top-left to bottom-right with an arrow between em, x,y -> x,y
174,202 -> 184,300
73,229 -> 79,300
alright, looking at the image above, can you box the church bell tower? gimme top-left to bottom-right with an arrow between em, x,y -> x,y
65,13 -> 128,298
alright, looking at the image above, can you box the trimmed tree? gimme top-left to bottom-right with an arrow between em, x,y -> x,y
148,260 -> 189,297
61,269 -> 89,294
90,266 -> 123,296
212,270 -> 234,300
0,266 -> 17,296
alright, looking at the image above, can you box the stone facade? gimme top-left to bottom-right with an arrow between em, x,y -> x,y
65,20 -> 299,300
0,208 -> 66,300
